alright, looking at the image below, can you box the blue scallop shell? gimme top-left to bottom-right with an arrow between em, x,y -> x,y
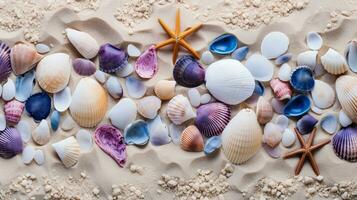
124,120 -> 150,146
204,136 -> 222,155
231,46 -> 249,61
290,66 -> 315,93
50,110 -> 60,131
209,33 -> 238,55
283,95 -> 311,117
0,42 -> 11,83
25,92 -> 51,122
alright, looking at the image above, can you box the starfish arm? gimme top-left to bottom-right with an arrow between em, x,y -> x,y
295,153 -> 307,175
155,38 -> 176,49
283,149 -> 305,159
307,152 -> 320,175
294,128 -> 306,147
179,39 -> 200,59
175,9 -> 180,35
310,139 -> 331,151
307,128 -> 317,147
158,19 -> 176,38
172,43 -> 180,64
179,23 -> 203,38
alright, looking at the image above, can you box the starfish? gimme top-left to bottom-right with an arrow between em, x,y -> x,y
283,128 -> 330,175
155,8 -> 202,64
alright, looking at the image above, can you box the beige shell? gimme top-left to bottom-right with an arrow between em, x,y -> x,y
263,122 -> 282,148
154,80 -> 176,100
32,120 -> 50,146
69,77 -> 108,128
36,53 -> 71,93
52,136 -> 80,168
296,50 -> 318,70
335,75 -> 357,123
256,97 -> 273,125
167,95 -> 196,125
137,96 -> 161,119
65,28 -> 99,59
321,48 -> 348,75
222,108 -> 262,164
10,42 -> 43,75
180,125 -> 204,152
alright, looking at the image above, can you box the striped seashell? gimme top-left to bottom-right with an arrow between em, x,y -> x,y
10,42 -> 43,75
256,97 -> 273,125
52,136 -> 80,168
335,75 -> 357,123
0,127 -> 23,158
4,100 -> 24,126
180,125 -> 204,152
332,127 -> 357,162
321,48 -> 348,75
270,78 -> 292,100
0,42 -> 11,83
167,95 -> 196,125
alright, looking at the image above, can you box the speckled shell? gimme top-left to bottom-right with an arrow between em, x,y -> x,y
270,78 -> 292,100
167,95 -> 196,125
335,75 -> 357,123
256,97 -> 273,125
180,125 -> 204,152
332,127 -> 357,162
4,100 -> 24,126
10,42 -> 43,75
52,136 -> 80,168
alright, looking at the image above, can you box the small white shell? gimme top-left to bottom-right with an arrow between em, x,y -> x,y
2,79 -> 15,101
201,51 -> 215,65
22,145 -> 35,164
32,120 -> 50,146
261,32 -> 290,59
321,48 -> 348,75
263,122 -> 282,148
311,80 -> 335,109
167,95 -> 196,125
339,110 -> 352,127
35,43 -> 50,54
34,149 -> 45,165
137,96 -> 161,119
61,115 -> 76,131
275,115 -> 289,132
320,114 -> 339,135
105,76 -> 123,99
200,93 -> 211,104
169,123 -> 184,145
278,63 -> 292,82
54,87 -> 72,112
17,120 -> 31,143
65,28 -> 99,59
94,70 -> 107,84
0,114 -> 5,131
116,63 -> 134,78
245,53 -> 274,82
76,129 -> 93,153
297,50 -> 318,70
306,32 -> 323,50
187,88 -> 201,107
126,76 -> 147,99
282,128 -> 296,147
127,44 -> 141,57
148,116 -> 171,146
109,98 -> 137,130
52,136 -> 80,168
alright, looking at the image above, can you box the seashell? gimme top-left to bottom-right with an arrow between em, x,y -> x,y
34,149 -> 45,165
231,46 -> 249,61
65,28 -> 99,59
70,77 -> 108,128
4,100 -> 24,126
0,42 -> 11,83
61,115 -> 76,131
296,114 -> 318,135
99,43 -> 128,73
245,53 -> 274,82
345,40 -> 357,73
54,87 -> 72,112
283,95 -> 311,117
35,43 -> 50,54
335,75 -> 357,123
94,124 -> 126,167
222,108 -> 262,164
297,51 -> 318,71
275,53 -> 292,65
201,51 -> 215,65
306,32 -> 323,50
22,145 -> 35,164
205,59 -> 255,105
169,123 -> 184,145
135,45 -> 158,79
25,92 -> 51,122
116,63 -> 134,78
0,114 -> 5,131
173,55 -> 205,88
321,48 -> 348,75
282,128 -> 296,147
275,115 -> 289,131
50,110 -> 60,131
137,96 -> 161,119
124,120 -> 150,145
311,105 -> 324,115
127,44 -> 141,57
262,143 -> 281,159
204,136 -> 222,155
256,97 -> 273,125
105,76 -> 123,99
195,102 -> 231,137
76,129 -> 93,153
187,88 -> 201,107
209,33 -> 238,55
154,80 -> 176,100
332,127 -> 357,162
148,116 -> 171,146
15,70 -> 35,102
125,76 -> 147,99
290,66 -> 315,93
253,81 -> 265,96
263,122 -> 282,148
320,113 -> 339,135
0,85 -> 2,99
180,125 -> 204,152
17,120 -> 30,143
200,93 -> 211,105
36,53 -> 71,93
270,79 -> 292,100
0,127 -> 23,158
339,110 -> 352,127
167,95 -> 196,125
314,62 -> 327,78
271,98 -> 285,114
278,63 -> 292,82
94,70 -> 107,84
72,58 -> 96,76
311,80 -> 335,109
52,136 -> 80,168
2,79 -> 15,101
32,119 -> 50,145
261,32 -> 289,59
109,98 -> 137,130
10,42 -> 43,75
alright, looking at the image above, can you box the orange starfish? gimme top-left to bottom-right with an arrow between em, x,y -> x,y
155,8 -> 202,64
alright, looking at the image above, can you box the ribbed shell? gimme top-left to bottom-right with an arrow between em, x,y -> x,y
0,42 -> 11,83
256,97 -> 273,125
0,127 -> 23,158
52,136 -> 80,168
154,80 -> 176,100
69,77 -> 108,128
335,75 -> 357,123
32,120 -> 50,146
332,127 -> 357,162
173,55 -> 205,88
167,95 -> 196,125
321,48 -> 348,75
180,125 -> 204,152
222,108 -> 262,164
10,42 -> 43,75
4,100 -> 24,126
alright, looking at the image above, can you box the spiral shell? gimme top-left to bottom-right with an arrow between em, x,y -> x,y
270,78 -> 292,100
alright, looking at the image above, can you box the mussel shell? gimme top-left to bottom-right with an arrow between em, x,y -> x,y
72,58 -> 96,76
209,33 -> 238,55
296,114 -> 318,135
0,42 -> 11,83
173,55 -> 205,88
25,92 -> 51,122
99,43 -> 128,73
332,127 -> 357,162
124,120 -> 150,146
283,95 -> 311,117
290,66 -> 315,93
0,127 -> 23,158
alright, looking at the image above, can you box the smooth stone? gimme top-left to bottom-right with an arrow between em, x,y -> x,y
76,129 -> 93,153
187,88 -> 201,107
127,44 -> 141,57
282,128 -> 296,147
94,70 -> 107,84
168,123 -> 184,145
231,46 -> 249,61
22,145 -> 35,164
116,63 -> 134,78
35,43 -> 50,54
275,115 -> 289,131
2,79 -> 15,101
105,76 -> 123,99
339,110 -> 352,127
54,87 -> 72,112
17,120 -> 31,143
34,149 -> 45,165
0,114 -> 5,131
61,115 -> 76,131
306,32 -> 323,50
109,98 -> 137,130
261,32 -> 289,59
200,93 -> 211,104
201,51 -> 215,65
278,63 -> 291,82
321,114 -> 338,135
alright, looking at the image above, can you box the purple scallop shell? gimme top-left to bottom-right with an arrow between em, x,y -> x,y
72,58 -> 96,76
332,127 -> 357,162
94,124 -> 127,167
135,45 -> 158,79
296,114 -> 318,135
0,42 -> 11,83
173,55 -> 205,88
4,100 -> 24,126
0,127 -> 23,158
195,102 -> 231,137
99,43 -> 128,73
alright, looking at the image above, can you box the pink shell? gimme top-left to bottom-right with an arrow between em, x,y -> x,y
94,124 -> 127,167
134,45 -> 158,79
270,79 -> 292,101
4,100 -> 24,126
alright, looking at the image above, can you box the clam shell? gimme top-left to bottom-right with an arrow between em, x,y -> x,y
169,123 -> 184,145
222,108 -> 262,164
290,66 -> 315,93
261,32 -> 289,59
187,88 -> 201,107
70,78 -> 107,128
116,63 -> 134,78
306,32 -> 323,50
17,120 -> 31,143
296,114 -> 318,135
180,125 -> 204,152
209,33 -> 238,55
0,42 -> 11,83
25,92 -> 51,122
135,45 -> 158,79
281,128 -> 296,147
270,78 -> 292,101
231,46 -> 249,61
311,80 -> 335,109
275,53 -> 292,65
0,127 -> 23,159
0,114 -> 5,131
66,28 -> 99,59
22,145 -> 35,164
99,43 -> 128,73
76,129 -> 93,153
2,79 -> 15,101
204,136 -> 222,155
50,110 -> 60,131
105,76 -> 123,99
34,149 -> 45,165
36,53 -> 71,93
332,127 -> 357,162
167,95 -> 196,125
148,116 -> 171,146
15,70 -> 35,102
126,76 -> 147,99
127,44 -> 141,57
256,97 -> 273,125
94,70 -> 107,84
32,119 -> 50,146
154,80 -> 176,100
52,136 -> 80,168
10,42 -> 43,75
345,40 -> 357,73
124,120 -> 150,145
173,55 -> 205,88
335,75 -> 357,123
339,110 -> 352,127
137,96 -> 161,119
278,63 -> 292,82
54,87 -> 72,112
263,122 -> 282,148
4,100 -> 24,126
109,98 -> 137,130
321,48 -> 348,75
283,95 -> 311,117
72,58 -> 96,76
297,51 -> 318,70
275,115 -> 289,131
201,51 -> 215,65
205,59 -> 255,105
245,53 -> 274,82
320,113 -> 339,135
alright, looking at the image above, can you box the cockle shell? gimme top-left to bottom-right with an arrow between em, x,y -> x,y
137,96 -> 161,119
109,98 -> 137,130
281,128 -> 296,147
320,113 -> 339,135
154,80 -> 176,100
339,110 -> 352,127
0,127 -> 23,158
99,43 -> 128,73
15,70 -> 35,102
204,136 -> 222,155
25,92 -> 51,122
296,114 -> 318,135
167,95 -> 196,125
17,120 -> 31,143
297,51 -> 318,70
173,55 -> 205,88
10,42 -> 43,75
222,108 -> 262,164
283,95 -> 311,117
105,76 -> 123,99
180,125 -> 204,152
263,122 -> 282,148
148,116 -> 171,146
0,42 -> 11,83
52,136 -> 80,168
36,53 -> 71,93
290,66 -> 315,93
209,33 -> 238,55
311,80 -> 335,109
76,129 -> 93,153
205,59 -> 255,105
124,120 -> 150,146
135,45 -> 158,79
69,77 -> 108,128
232,46 -> 249,61
256,97 -> 273,125
32,119 -> 50,146
321,48 -> 348,75
2,79 -> 15,101
335,75 -> 357,123
22,145 -> 35,164
270,78 -> 292,100
126,76 -> 147,99
261,32 -> 289,59
332,127 -> 357,162
187,88 -> 201,107
54,87 -> 72,112
278,63 -> 292,82
275,53 -> 292,65
245,53 -> 274,82
65,28 -> 99,59
4,100 -> 24,126
306,32 -> 323,50
345,40 -> 357,73
72,58 -> 96,76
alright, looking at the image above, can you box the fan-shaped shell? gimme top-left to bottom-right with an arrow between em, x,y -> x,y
306,32 -> 323,50
167,95 -> 196,125
209,33 -> 238,55
270,78 -> 292,100
321,48 -> 348,75
135,45 -> 158,79
65,28 -> 99,59
173,55 -> 205,88
332,127 -> 357,162
52,136 -> 80,168
25,92 -> 51,122
180,125 -> 204,152
311,80 -> 335,109
0,42 -> 11,83
99,43 -> 128,73
0,127 -> 23,159
154,80 -> 176,100
297,50 -> 318,70
256,97 -> 273,125
109,98 -> 137,130
72,58 -> 96,76
32,119 -> 50,145
124,120 -> 150,145
335,75 -> 357,123
290,66 -> 315,93
4,100 -> 24,126
245,53 -> 274,82
261,32 -> 289,59
137,96 -> 161,119
283,95 -> 311,117
10,42 -> 43,75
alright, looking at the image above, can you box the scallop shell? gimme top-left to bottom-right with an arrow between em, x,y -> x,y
275,53 -> 292,65
332,127 -> 357,162
0,127 -> 23,159
270,78 -> 292,101
180,125 -> 204,152
22,145 -> 35,164
2,79 -> 15,101
245,53 -> 274,82
154,80 -> 176,100
69,77 -> 108,128
320,113 -> 339,135
99,43 -> 128,73
345,40 -> 357,73
36,53 -> 71,93
311,80 -> 335,109
135,45 -> 158,79
209,33 -> 238,55
205,59 -> 255,105
278,63 -> 292,82
290,66 -> 315,93
167,95 -> 196,125
256,97 -> 273,125
10,42 -> 43,75
124,120 -> 150,145
52,136 -> 80,168
306,32 -> 323,50
321,48 -> 348,75
261,32 -> 289,59
109,98 -> 137,130
173,55 -> 205,88
283,95 -> 311,117
126,76 -> 147,99
72,58 -> 96,76
335,75 -> 357,123
25,92 -> 51,122
65,28 -> 99,59
76,129 -> 93,153
4,100 -> 24,126
339,110 -> 352,127
54,87 -> 72,112
297,51 -> 318,70
296,114 -> 318,135
0,42 -> 11,83
105,76 -> 123,99
263,122 -> 282,148
222,108 -> 262,164
148,116 -> 171,146
137,96 -> 161,119
32,119 -> 50,146
204,136 -> 222,155
15,70 -> 35,102
231,46 -> 249,61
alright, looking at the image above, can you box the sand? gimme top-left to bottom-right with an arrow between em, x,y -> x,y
0,0 -> 357,199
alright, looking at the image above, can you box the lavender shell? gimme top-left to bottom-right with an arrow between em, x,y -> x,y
99,43 -> 128,73
332,126 -> 357,162
0,127 -> 23,158
72,58 -> 96,76
0,42 -> 11,83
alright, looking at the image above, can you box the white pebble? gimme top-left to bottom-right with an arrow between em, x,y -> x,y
201,51 -> 214,65
127,44 -> 141,57
2,79 -> 15,101
35,43 -> 50,54
22,145 -> 35,165
187,88 -> 200,107
200,93 -> 211,104
282,128 -> 295,147
34,149 -> 45,165
94,70 -> 107,84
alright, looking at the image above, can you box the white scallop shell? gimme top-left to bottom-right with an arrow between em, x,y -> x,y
52,136 -> 80,168
34,149 -> 45,165
167,95 -> 196,125
306,32 -> 323,50
335,75 -> 357,123
0,114 -> 5,131
311,80 -> 335,109
76,129 -> 93,153
54,87 -> 72,112
320,114 -> 339,135
109,98 -> 137,130
127,44 -> 141,57
22,145 -> 35,164
32,120 -> 50,146
94,70 -> 107,84
281,128 -> 296,147
17,120 -> 31,143
105,76 -> 123,99
245,54 -> 274,82
2,79 -> 15,101
278,63 -> 292,82
339,110 -> 352,127
65,28 -> 99,59
297,50 -> 318,70
263,122 -> 282,148
137,96 -> 161,119
261,32 -> 289,59
187,88 -> 201,107
321,48 -> 348,75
